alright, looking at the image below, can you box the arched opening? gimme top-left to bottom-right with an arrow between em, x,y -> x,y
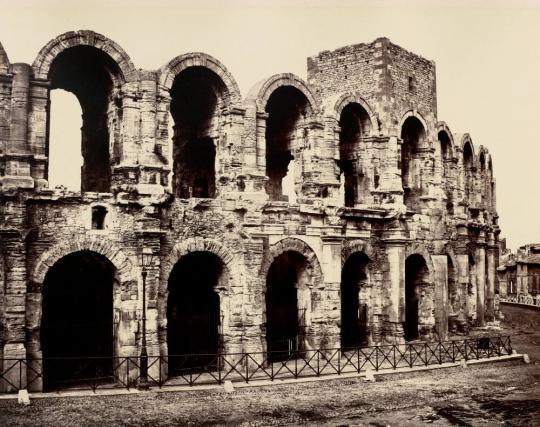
265,86 -> 309,202
48,46 -> 123,192
48,90 -> 83,190
438,131 -> 451,178
479,152 -> 486,172
340,252 -> 370,348
401,117 -> 426,209
41,251 -> 115,390
338,103 -> 372,207
167,251 -> 224,375
463,142 -> 474,201
468,252 -> 477,323
170,67 -> 226,199
447,255 -> 459,332
404,254 -> 429,341
265,251 -> 307,361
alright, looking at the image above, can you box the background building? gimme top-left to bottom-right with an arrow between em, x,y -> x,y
498,242 -> 540,301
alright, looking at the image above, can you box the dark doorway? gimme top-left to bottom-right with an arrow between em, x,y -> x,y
41,251 -> 115,390
404,254 -> 428,341
265,86 -> 308,201
265,251 -> 306,361
339,103 -> 372,207
167,252 -> 222,375
400,116 -> 426,209
170,67 -> 223,199
341,252 -> 370,348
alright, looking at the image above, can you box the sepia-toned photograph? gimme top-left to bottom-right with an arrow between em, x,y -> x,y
0,0 -> 539,425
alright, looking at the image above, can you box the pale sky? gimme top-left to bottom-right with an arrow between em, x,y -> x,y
0,0 -> 539,251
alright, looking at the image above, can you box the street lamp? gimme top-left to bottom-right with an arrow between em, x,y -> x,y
138,247 -> 155,390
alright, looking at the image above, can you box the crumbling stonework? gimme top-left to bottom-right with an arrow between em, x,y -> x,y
0,32 -> 500,391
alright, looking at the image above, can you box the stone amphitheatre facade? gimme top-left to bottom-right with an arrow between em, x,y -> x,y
0,31 -> 499,390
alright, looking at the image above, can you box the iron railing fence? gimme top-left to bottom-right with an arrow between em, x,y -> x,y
500,295 -> 540,307
0,335 -> 512,394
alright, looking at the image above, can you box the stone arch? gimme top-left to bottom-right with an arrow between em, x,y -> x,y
247,73 -> 320,114
159,52 -> 242,107
32,236 -> 136,286
461,134 -> 476,161
478,146 -> 488,171
398,110 -> 429,144
325,93 -> 378,135
405,244 -> 435,280
443,245 -> 459,274
0,41 -> 10,74
260,237 -> 323,286
27,236 -> 137,390
341,240 -> 375,267
162,237 -> 238,290
404,245 -> 436,340
436,121 -> 455,159
161,238 -> 241,359
32,30 -> 137,82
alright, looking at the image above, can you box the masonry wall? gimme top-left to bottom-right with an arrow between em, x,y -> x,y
0,31 -> 500,391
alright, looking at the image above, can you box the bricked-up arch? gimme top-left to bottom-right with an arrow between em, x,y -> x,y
339,102 -> 374,206
0,41 -> 10,74
37,32 -> 134,192
161,54 -> 241,199
341,251 -> 371,348
400,113 -> 428,210
32,30 -> 136,82
159,53 -> 241,106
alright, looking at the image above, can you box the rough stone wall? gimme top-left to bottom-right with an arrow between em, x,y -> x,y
0,31 -> 501,391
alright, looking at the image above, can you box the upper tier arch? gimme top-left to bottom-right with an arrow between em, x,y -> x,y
436,121 -> 455,156
159,52 -> 242,107
246,73 -> 320,114
32,30 -> 137,82
324,92 -> 378,134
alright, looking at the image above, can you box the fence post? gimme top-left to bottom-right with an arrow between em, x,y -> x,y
245,353 -> 249,383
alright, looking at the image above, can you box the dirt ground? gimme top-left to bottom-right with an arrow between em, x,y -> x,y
1,316 -> 539,426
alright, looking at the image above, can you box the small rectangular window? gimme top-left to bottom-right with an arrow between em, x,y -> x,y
91,206 -> 107,230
